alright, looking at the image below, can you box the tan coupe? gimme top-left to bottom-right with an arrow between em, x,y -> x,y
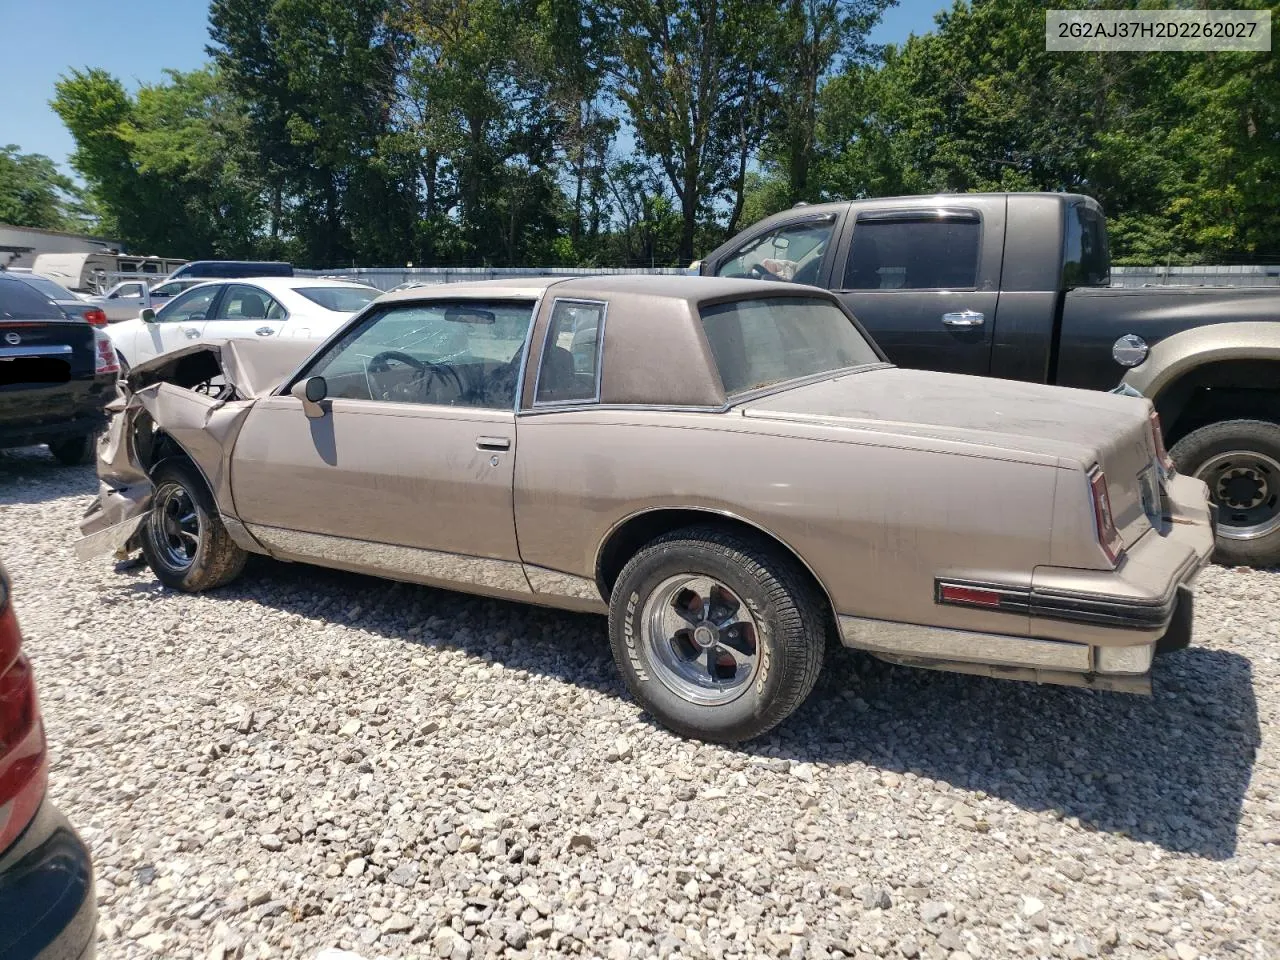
79,276 -> 1215,742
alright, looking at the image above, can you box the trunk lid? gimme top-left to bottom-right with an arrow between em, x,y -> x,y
740,367 -> 1160,547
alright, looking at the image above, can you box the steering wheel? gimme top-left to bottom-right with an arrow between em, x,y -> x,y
748,262 -> 782,281
367,350 -> 464,402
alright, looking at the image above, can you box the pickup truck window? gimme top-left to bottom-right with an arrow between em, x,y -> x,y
1063,203 -> 1109,287
714,219 -> 835,285
843,216 -> 981,290
699,296 -> 880,396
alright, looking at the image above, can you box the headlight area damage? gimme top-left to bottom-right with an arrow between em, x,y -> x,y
76,339 -> 315,561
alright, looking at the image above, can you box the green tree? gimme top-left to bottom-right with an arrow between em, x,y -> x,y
0,146 -> 86,230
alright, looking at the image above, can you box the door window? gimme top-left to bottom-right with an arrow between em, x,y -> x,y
155,286 -> 220,323
715,219 -> 835,285
212,284 -> 285,321
111,282 -> 146,300
534,299 -> 606,404
306,299 -> 535,409
842,216 -> 981,290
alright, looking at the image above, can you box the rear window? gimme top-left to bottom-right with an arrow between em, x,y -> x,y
17,276 -> 75,301
294,286 -> 378,313
699,297 -> 880,396
0,280 -> 63,320
1063,202 -> 1109,287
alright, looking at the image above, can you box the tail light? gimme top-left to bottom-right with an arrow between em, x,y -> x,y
1150,410 -> 1175,473
1090,469 -> 1124,566
93,329 -> 120,376
83,308 -> 108,327
0,572 -> 48,853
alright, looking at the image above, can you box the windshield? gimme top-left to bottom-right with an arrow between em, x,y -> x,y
699,296 -> 881,396
294,286 -> 379,313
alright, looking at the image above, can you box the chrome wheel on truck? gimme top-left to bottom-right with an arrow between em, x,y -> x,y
1171,418 -> 1280,567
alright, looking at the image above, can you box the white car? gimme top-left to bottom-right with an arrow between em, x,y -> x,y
107,277 -> 380,370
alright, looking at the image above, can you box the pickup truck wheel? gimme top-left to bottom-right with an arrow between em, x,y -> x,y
1170,419 -> 1280,567
140,461 -> 247,591
46,434 -> 97,466
608,526 -> 826,743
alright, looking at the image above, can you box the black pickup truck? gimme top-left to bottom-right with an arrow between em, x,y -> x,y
701,192 -> 1280,566
0,275 -> 117,465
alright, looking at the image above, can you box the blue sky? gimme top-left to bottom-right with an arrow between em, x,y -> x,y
0,0 -> 948,172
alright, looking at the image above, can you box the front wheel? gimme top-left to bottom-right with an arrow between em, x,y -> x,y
608,526 -> 827,743
1170,418 -> 1280,567
140,461 -> 247,591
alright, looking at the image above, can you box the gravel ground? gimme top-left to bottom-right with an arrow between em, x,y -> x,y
1,446 -> 1277,960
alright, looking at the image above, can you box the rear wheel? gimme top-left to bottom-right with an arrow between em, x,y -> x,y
1170,418 -> 1280,567
140,461 -> 247,591
47,434 -> 96,466
608,526 -> 827,743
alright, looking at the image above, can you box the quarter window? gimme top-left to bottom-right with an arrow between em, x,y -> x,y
534,299 -> 605,404
306,300 -> 535,409
714,219 -> 835,286
842,217 -> 981,290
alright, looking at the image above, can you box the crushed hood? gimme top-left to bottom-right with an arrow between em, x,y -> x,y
125,337 -> 316,398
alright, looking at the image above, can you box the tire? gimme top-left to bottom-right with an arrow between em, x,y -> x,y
47,433 -> 97,466
608,526 -> 827,743
140,460 -> 247,591
1169,418 -> 1280,567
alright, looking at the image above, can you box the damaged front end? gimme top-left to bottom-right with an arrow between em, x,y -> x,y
75,339 -> 314,561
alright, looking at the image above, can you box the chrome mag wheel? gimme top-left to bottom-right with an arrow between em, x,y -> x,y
146,481 -> 202,572
1196,450 -> 1280,541
641,574 -> 763,706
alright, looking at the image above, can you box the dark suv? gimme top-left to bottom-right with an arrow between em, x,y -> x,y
0,275 -> 117,464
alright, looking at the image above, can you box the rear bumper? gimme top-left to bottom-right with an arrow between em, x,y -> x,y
0,800 -> 96,960
0,376 -> 114,450
839,472 -> 1215,692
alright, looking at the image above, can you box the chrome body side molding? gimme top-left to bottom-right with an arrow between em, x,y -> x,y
246,524 -> 532,595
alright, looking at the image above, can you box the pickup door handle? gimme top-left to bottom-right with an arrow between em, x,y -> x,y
941,310 -> 984,328
476,436 -> 511,451
182,326 -> 201,339
255,326 -> 274,336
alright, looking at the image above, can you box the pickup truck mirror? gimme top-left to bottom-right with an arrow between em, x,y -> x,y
290,376 -> 328,419
140,308 -> 156,323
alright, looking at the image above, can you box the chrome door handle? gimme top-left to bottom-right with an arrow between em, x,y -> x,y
476,436 -> 511,451
255,327 -> 274,336
182,327 -> 201,339
941,310 -> 984,327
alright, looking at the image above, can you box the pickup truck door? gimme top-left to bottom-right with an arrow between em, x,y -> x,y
829,204 -> 1004,377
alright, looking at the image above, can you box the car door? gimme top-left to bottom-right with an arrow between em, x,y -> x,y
228,297 -> 538,591
830,203 -> 1005,376
201,284 -> 287,343
135,284 -> 224,364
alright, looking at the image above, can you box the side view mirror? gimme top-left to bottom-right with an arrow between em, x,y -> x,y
290,375 -> 328,419
140,308 -> 156,323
